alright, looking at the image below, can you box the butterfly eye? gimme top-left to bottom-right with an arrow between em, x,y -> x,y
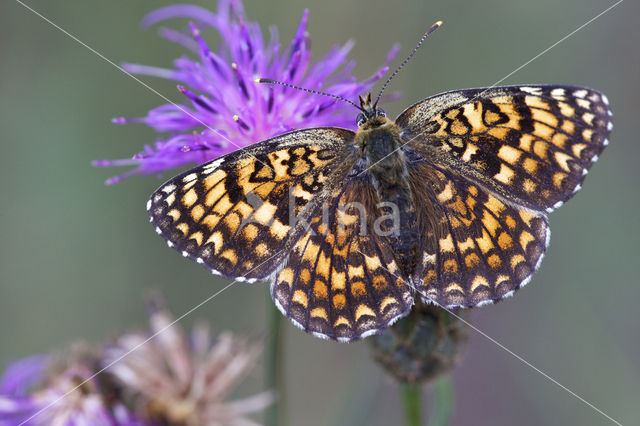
377,108 -> 387,117
356,113 -> 366,126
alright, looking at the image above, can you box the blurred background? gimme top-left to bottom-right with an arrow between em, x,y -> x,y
1,0 -> 638,425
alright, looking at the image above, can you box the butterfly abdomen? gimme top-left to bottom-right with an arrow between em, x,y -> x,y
356,120 -> 420,276
383,193 -> 420,276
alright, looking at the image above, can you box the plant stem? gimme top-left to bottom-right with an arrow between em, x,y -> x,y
427,375 -> 454,426
266,303 -> 285,426
401,383 -> 423,426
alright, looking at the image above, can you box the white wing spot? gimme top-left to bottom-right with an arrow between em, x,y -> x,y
203,158 -> 225,174
520,86 -> 542,95
591,154 -> 599,163
603,138 -> 609,146
360,329 -> 379,339
544,228 -> 551,250
155,227 -> 162,235
520,275 -> 533,288
601,94 -> 610,105
311,331 -> 330,340
167,241 -> 174,248
273,298 -> 286,316
146,200 -> 152,211
161,184 -> 176,194
196,258 -> 204,264
387,308 -> 411,327
290,317 -> 305,331
535,252 -> 545,271
181,250 -> 189,257
573,89 -> 588,98
607,122 -> 613,131
183,173 -> 197,183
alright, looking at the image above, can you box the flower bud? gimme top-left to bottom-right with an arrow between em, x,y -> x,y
369,303 -> 468,383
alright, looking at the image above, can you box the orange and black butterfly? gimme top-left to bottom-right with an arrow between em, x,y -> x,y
148,22 -> 611,341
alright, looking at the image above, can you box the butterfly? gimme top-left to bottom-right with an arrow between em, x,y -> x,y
147,25 -> 611,342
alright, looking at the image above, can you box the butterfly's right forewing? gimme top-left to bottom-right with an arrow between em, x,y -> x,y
148,128 -> 356,281
398,85 -> 611,213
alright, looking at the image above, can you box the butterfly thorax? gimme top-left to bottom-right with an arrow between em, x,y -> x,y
355,114 -> 420,276
356,118 -> 407,193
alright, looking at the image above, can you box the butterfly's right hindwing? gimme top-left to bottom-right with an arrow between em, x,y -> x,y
148,128 -> 356,281
409,163 -> 549,308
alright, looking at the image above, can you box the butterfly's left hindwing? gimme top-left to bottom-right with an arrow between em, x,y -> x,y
398,85 -> 611,212
272,177 -> 414,341
148,128 -> 356,281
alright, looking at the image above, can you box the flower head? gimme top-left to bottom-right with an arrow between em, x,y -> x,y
369,303 -> 468,384
0,293 -> 269,425
94,0 -> 399,184
0,349 -> 145,426
102,293 -> 271,425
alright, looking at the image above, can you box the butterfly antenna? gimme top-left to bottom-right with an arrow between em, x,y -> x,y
256,78 -> 363,111
373,20 -> 443,108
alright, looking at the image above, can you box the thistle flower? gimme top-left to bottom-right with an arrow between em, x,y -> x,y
369,303 -> 468,384
94,0 -> 399,184
102,295 -> 272,425
0,295 -> 269,426
0,349 -> 145,426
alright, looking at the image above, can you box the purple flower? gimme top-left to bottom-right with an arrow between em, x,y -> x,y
94,0 -> 399,184
0,350 -> 146,426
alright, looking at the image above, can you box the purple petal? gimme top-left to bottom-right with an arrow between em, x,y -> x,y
0,355 -> 47,397
141,5 -> 220,29
157,27 -> 199,52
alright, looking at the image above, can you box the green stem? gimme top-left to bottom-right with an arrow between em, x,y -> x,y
266,303 -> 285,426
401,383 -> 423,426
427,375 -> 454,426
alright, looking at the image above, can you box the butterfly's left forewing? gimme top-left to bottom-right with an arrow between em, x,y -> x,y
148,128 -> 356,281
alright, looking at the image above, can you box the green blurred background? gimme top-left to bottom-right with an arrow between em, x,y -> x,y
1,0 -> 638,425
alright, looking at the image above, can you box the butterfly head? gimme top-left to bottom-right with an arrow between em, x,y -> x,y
357,93 -> 388,129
